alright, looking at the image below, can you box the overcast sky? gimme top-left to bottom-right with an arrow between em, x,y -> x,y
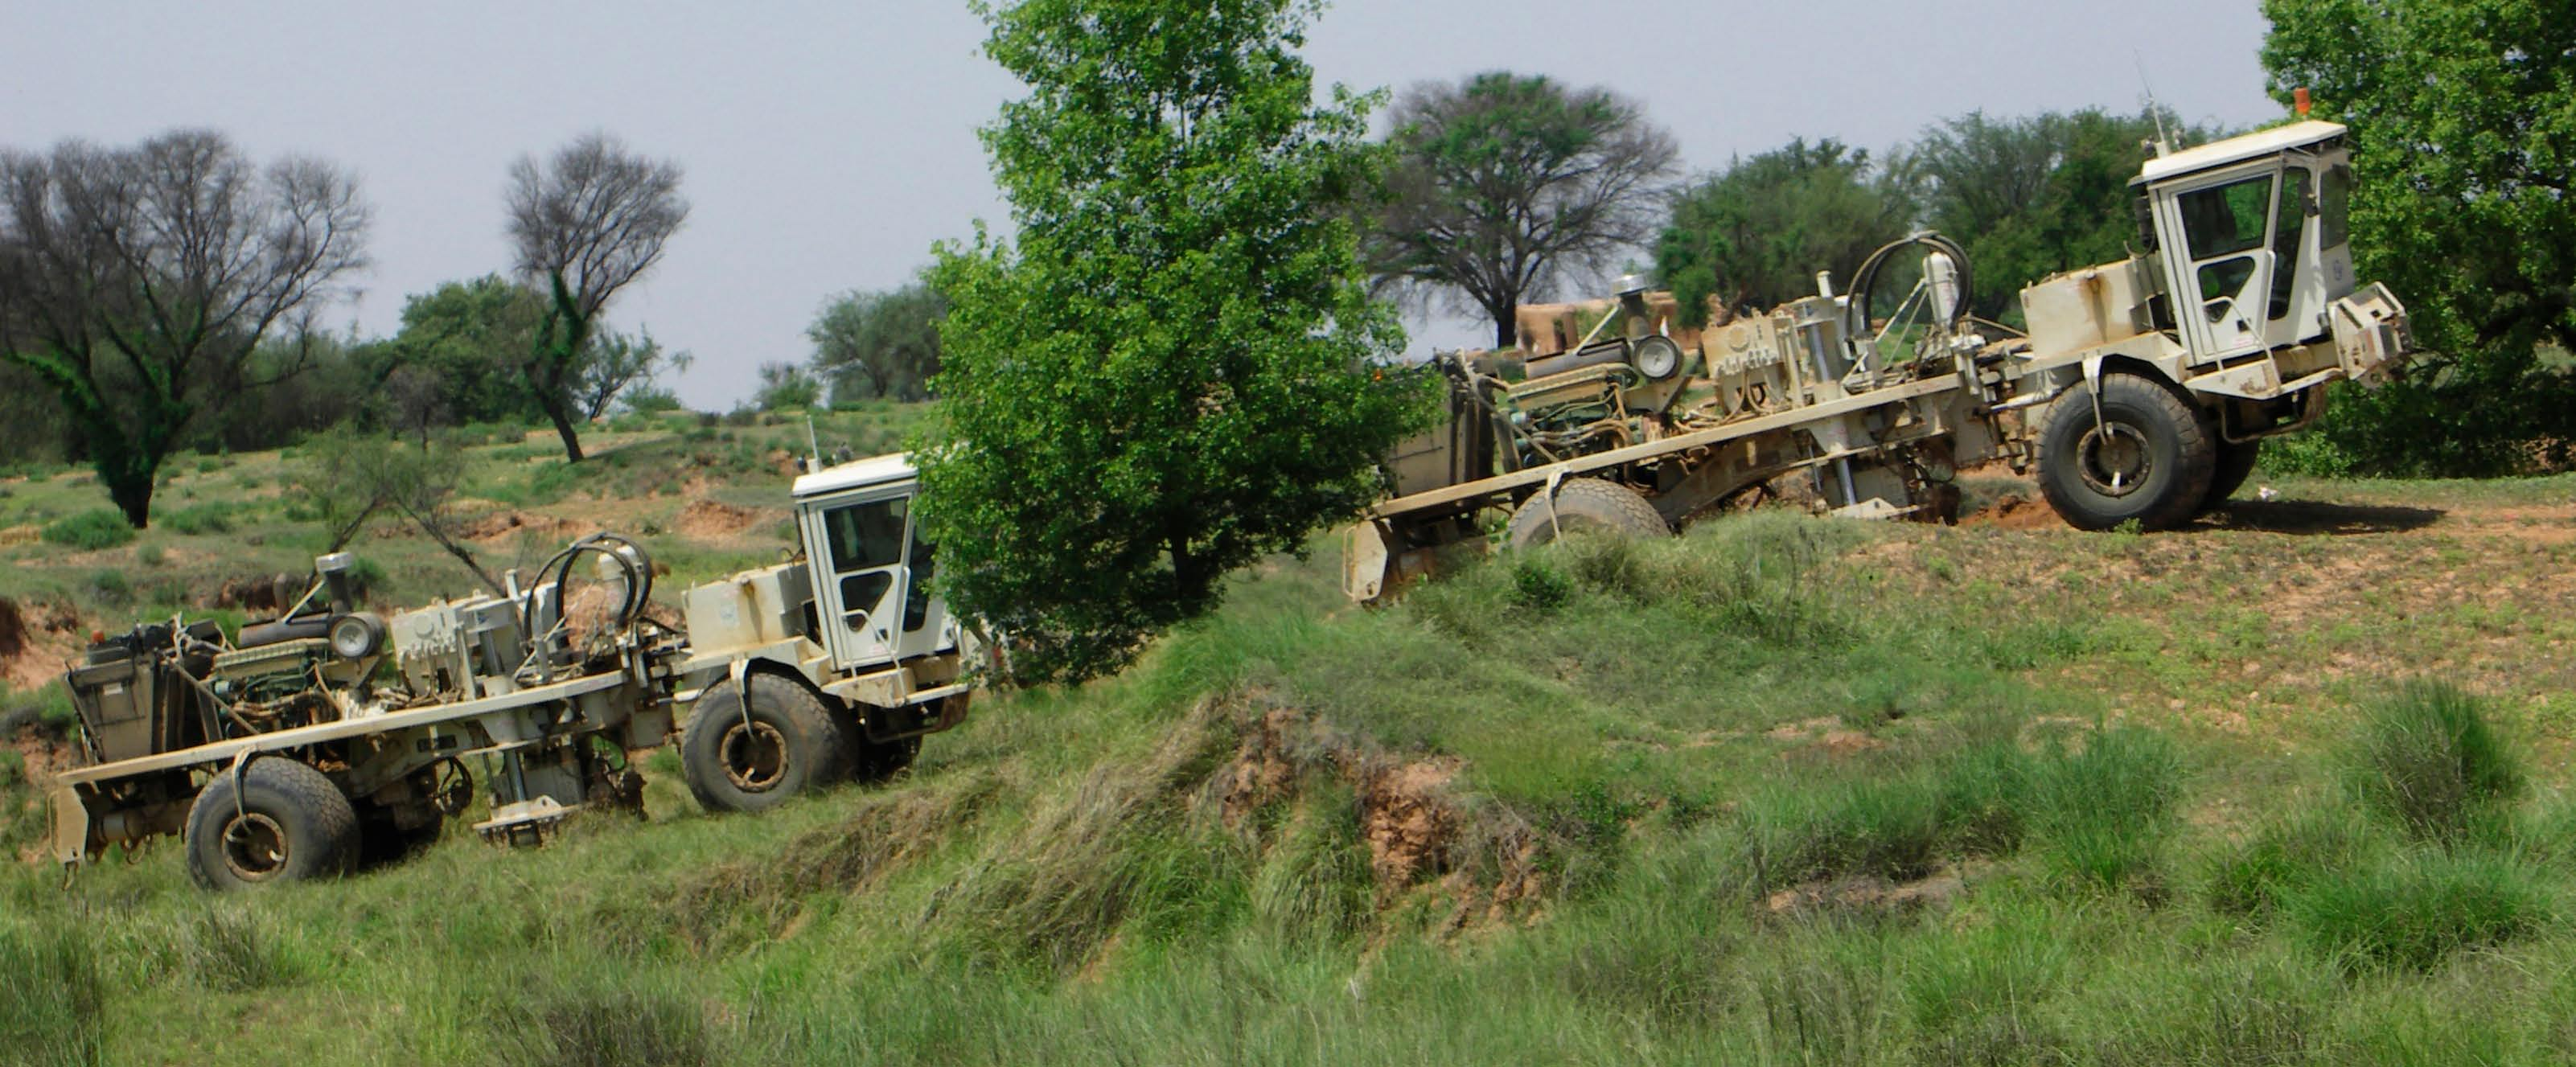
2,1 -> 2282,409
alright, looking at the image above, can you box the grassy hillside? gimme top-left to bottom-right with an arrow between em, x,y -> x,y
5,427 -> 2576,1064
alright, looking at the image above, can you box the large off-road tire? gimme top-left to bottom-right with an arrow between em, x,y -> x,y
680,675 -> 850,814
2204,439 -> 2262,512
1505,478 -> 1667,551
2035,373 -> 2217,531
185,758 -> 360,891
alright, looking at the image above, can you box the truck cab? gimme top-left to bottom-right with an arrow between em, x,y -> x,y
2137,120 -> 2362,363
670,452 -> 971,811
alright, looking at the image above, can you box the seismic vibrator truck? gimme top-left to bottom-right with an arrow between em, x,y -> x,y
48,453 -> 971,889
1342,118 -> 2414,601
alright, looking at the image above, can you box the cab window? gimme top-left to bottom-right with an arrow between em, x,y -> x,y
2319,162 -> 2352,248
2266,168 -> 2310,321
2180,174 -> 2274,258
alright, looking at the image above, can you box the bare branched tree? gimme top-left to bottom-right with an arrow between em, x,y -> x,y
0,129 -> 369,525
1362,72 -> 1678,349
506,133 -> 686,461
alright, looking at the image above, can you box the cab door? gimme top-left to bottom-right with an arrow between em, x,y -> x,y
2158,163 -> 2281,363
803,487 -> 917,671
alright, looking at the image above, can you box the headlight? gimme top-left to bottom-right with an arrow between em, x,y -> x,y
1632,335 -> 1684,380
328,613 -> 388,659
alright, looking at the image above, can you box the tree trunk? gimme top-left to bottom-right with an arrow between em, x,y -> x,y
105,466 -> 155,528
541,398 -> 586,462
1493,300 -> 1517,351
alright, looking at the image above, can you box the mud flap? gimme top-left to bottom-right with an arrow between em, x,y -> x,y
48,783 -> 92,866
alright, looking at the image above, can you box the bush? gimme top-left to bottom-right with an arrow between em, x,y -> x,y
41,509 -> 134,551
2284,851 -> 2553,971
87,568 -> 133,605
1510,557 -> 1573,611
2205,807 -> 2389,917
158,502 -> 236,535
2346,682 -> 2523,843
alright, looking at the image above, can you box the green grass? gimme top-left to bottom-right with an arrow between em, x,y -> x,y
14,437 -> 2576,1061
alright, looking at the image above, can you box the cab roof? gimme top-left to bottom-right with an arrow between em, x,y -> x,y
2139,120 -> 2346,184
791,452 -> 916,499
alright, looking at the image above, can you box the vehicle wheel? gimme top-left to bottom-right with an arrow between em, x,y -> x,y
185,758 -> 360,890
1504,478 -> 1667,551
2204,439 -> 2262,511
2035,373 -> 2217,531
680,675 -> 850,814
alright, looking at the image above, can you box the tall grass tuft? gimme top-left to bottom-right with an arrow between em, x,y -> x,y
2345,681 -> 2523,843
2283,850 -> 2554,971
0,925 -> 103,1067
2028,728 -> 2184,893
494,979 -> 711,1067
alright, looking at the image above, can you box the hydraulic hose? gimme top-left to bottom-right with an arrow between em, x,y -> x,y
1845,231 -> 1975,343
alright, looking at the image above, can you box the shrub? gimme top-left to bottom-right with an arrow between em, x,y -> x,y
1510,557 -> 1573,611
2284,852 -> 2553,971
2346,682 -> 2523,843
135,543 -> 166,568
86,569 -> 132,605
159,502 -> 236,535
41,509 -> 134,551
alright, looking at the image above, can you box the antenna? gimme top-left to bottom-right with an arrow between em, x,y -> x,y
2134,50 -> 2173,158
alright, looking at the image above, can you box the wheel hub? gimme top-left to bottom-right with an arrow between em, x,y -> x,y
2077,421 -> 2151,498
720,720 -> 788,792
220,812 -> 289,881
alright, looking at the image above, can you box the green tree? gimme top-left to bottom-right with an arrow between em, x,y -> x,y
1657,138 -> 1913,323
506,133 -> 688,462
2265,0 -> 2576,475
0,129 -> 369,525
384,275 -> 547,425
1899,108 -> 2206,320
923,0 -> 1431,684
752,360 -> 821,412
809,280 -> 947,404
1362,72 -> 1678,348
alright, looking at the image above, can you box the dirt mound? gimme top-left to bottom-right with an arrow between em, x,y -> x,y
1967,492 -> 2066,531
1212,698 -> 1543,925
673,500 -> 766,540
207,573 -> 299,614
462,510 -> 589,543
0,524 -> 36,548
1766,864 -> 1968,916
0,597 -> 83,692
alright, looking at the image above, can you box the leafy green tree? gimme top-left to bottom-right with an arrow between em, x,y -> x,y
753,361 -> 821,412
506,133 -> 688,462
809,280 -> 946,403
2265,0 -> 2576,475
1657,138 -> 1913,323
384,275 -> 547,425
0,129 -> 369,525
923,0 -> 1431,684
1362,72 -> 1679,349
571,326 -> 690,419
1899,108 -> 2206,320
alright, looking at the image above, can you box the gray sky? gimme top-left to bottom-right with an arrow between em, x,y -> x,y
1,1 -> 2280,409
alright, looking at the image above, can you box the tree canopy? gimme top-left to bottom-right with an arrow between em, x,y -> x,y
2264,0 -> 2576,475
1657,138 -> 1911,323
922,0 -> 1432,684
1363,72 -> 1678,348
0,129 -> 369,525
809,280 -> 946,404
